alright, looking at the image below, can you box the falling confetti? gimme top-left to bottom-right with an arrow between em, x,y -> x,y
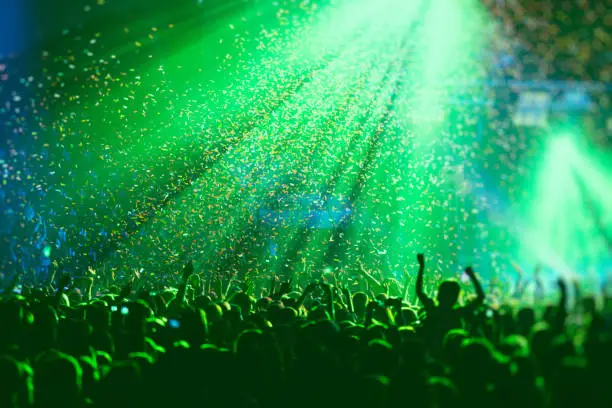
0,0 -> 610,285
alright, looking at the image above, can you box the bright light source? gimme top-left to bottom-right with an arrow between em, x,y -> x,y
550,134 -> 576,162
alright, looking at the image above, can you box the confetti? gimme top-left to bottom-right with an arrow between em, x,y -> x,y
0,0 -> 609,285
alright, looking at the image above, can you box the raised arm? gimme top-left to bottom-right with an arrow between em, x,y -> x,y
603,272 -> 611,309
54,273 -> 72,308
557,277 -> 567,312
465,266 -> 485,306
320,282 -> 335,320
554,277 -> 568,333
273,278 -> 292,300
401,269 -> 411,303
572,278 -> 582,313
269,275 -> 278,298
76,275 -> 94,303
118,279 -> 134,302
357,261 -> 384,292
175,261 -> 194,304
510,261 -> 526,299
534,265 -> 544,301
296,282 -> 317,308
415,253 -> 433,308
341,285 -> 354,314
223,276 -> 234,301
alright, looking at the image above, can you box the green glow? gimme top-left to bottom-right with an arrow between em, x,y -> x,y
550,135 -> 577,162
98,0 -> 483,275
35,0 -> 553,278
526,132 -> 610,276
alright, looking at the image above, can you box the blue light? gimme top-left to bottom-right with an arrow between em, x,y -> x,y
0,0 -> 27,57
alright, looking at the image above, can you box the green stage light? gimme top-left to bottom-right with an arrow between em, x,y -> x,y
524,130 -> 610,276
550,134 -> 577,162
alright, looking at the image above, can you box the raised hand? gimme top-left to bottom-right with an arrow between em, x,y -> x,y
382,279 -> 391,295
417,253 -> 425,269
555,277 -> 568,329
557,277 -> 567,292
465,266 -> 485,304
319,281 -> 333,295
415,253 -> 431,306
242,275 -> 254,294
305,281 -> 318,293
279,278 -> 292,295
319,281 -> 335,319
58,273 -> 72,291
182,260 -> 194,280
296,281 -> 318,308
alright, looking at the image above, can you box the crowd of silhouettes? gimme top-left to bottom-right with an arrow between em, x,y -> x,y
1,253 -> 611,408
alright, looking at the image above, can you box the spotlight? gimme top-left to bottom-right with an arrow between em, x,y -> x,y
550,134 -> 575,158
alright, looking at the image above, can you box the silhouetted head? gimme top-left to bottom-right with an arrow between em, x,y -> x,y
442,329 -> 469,366
362,339 -> 396,376
234,329 -> 263,355
517,307 -> 536,335
455,338 -> 502,389
96,361 -> 142,408
499,334 -> 530,358
33,351 -> 83,408
437,280 -> 461,308
429,376 -> 459,408
352,292 -> 369,318
230,292 -> 254,316
353,375 -> 390,408
398,307 -> 418,326
0,356 -> 33,408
